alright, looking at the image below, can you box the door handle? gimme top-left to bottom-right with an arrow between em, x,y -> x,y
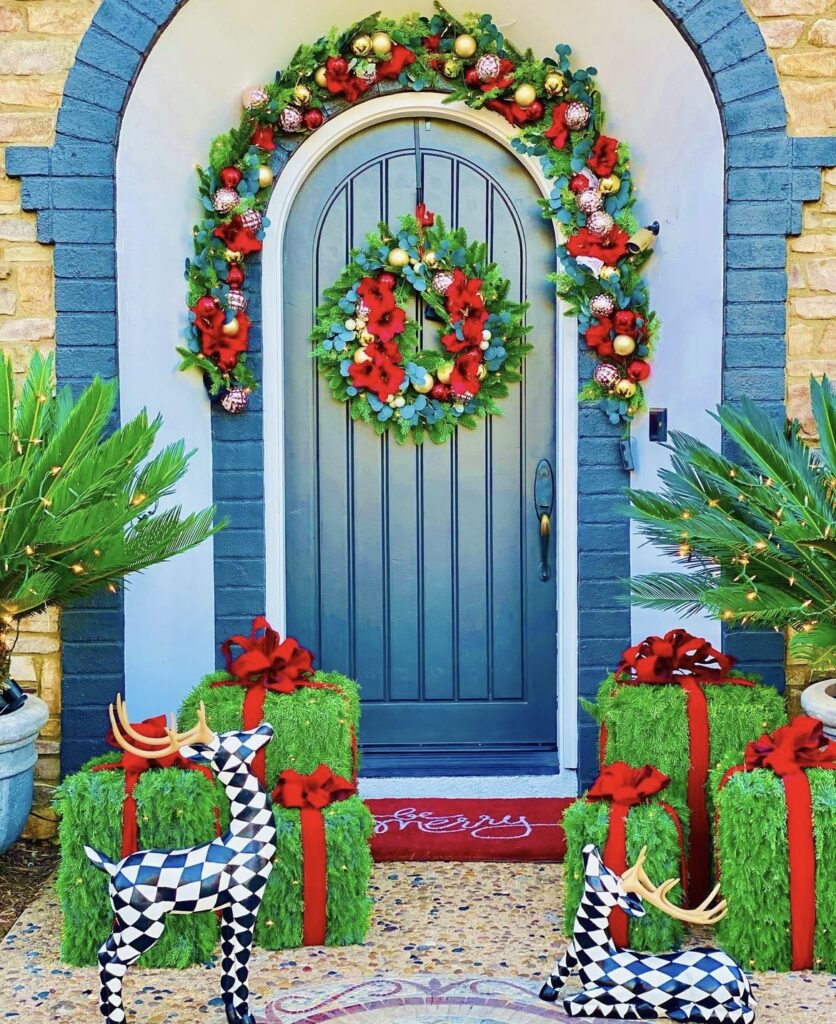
533,458 -> 555,583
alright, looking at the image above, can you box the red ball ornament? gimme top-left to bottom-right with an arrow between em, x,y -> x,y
464,68 -> 480,87
627,359 -> 651,382
431,382 -> 450,401
527,100 -> 544,121
195,296 -> 217,316
304,108 -> 324,130
569,174 -> 589,194
377,272 -> 397,288
220,167 -> 242,189
227,265 -> 245,287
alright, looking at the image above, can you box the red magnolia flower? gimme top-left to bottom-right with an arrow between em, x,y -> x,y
349,353 -> 406,400
486,98 -> 542,126
544,102 -> 570,150
213,216 -> 262,255
195,309 -> 251,372
416,202 -> 435,227
358,275 -> 395,308
450,349 -> 483,398
324,55 -> 369,103
627,359 -> 651,382
444,270 -> 482,319
250,124 -> 276,151
377,44 -> 416,81
366,300 -> 406,343
614,309 -> 646,341
588,134 -> 619,177
423,33 -> 442,52
365,336 -> 402,362
584,317 -> 614,356
566,226 -> 630,266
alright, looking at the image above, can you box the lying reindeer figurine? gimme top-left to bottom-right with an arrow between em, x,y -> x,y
540,845 -> 754,1023
84,697 -> 276,1024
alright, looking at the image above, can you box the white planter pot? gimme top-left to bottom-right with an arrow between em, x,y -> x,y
0,695 -> 49,854
800,678 -> 836,741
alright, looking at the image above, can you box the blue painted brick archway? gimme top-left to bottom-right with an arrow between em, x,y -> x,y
8,0 -> 836,778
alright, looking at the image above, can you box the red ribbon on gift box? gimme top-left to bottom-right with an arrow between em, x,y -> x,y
603,629 -> 753,905
211,616 -> 358,788
718,715 -> 836,970
91,715 -> 221,859
272,764 -> 357,946
587,761 -> 686,947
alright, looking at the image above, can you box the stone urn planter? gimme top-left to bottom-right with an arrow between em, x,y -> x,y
801,679 -> 836,742
0,694 -> 49,854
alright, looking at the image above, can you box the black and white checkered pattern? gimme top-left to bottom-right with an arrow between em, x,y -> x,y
85,724 -> 277,1024
539,845 -> 755,1023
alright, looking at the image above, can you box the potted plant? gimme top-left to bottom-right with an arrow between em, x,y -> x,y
0,353 -> 225,853
626,376 -> 836,736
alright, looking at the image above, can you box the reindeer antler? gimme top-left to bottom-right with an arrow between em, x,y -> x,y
621,847 -> 728,926
109,696 -> 215,759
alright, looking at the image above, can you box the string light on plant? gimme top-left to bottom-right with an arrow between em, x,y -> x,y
70,562 -> 85,575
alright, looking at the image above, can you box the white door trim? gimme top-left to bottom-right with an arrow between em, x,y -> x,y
262,91 -> 579,784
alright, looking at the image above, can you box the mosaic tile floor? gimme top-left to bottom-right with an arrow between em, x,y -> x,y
2,863 -> 833,1022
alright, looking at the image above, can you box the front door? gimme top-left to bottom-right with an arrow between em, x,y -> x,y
282,114 -> 558,775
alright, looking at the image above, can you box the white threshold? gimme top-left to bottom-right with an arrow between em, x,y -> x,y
358,770 -> 578,799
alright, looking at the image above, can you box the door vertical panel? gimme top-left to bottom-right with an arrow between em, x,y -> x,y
420,441 -> 455,700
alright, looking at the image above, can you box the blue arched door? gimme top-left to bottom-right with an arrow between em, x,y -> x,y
282,115 -> 558,776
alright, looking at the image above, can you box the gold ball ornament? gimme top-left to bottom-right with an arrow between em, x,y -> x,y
437,362 -> 454,385
513,83 -> 537,108
371,31 -> 393,57
360,330 -> 375,344
613,334 -> 637,357
293,83 -> 312,105
599,174 -> 621,195
443,57 -> 462,78
387,247 -> 410,268
353,346 -> 372,364
599,266 -> 619,281
413,372 -> 434,394
476,363 -> 488,381
258,165 -> 274,189
614,378 -> 637,399
454,33 -> 478,58
314,66 -> 328,88
543,71 -> 565,95
352,34 -> 372,56
224,249 -> 244,264
221,317 -> 240,337
423,250 -> 438,267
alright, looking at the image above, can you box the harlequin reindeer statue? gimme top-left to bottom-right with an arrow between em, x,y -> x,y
84,697 -> 277,1024
540,845 -> 754,1023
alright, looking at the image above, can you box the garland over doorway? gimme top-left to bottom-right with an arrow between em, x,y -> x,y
179,4 -> 660,432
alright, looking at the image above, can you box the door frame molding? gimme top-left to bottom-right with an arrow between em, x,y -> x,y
262,91 -> 579,774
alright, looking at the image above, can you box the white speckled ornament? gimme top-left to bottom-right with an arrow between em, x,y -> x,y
587,211 -> 615,238
227,289 -> 248,313
475,53 -> 501,83
240,209 -> 263,232
279,105 -> 304,132
564,101 -> 590,130
593,363 -> 620,390
577,189 -> 603,214
220,387 -> 250,414
432,271 -> 455,296
212,188 -> 240,214
589,293 -> 616,319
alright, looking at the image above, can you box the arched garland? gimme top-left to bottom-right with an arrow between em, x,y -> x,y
179,4 -> 659,425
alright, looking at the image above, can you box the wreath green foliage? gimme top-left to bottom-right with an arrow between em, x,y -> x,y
310,213 -> 530,445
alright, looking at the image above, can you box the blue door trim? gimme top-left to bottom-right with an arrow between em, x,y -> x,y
8,0 -> 834,779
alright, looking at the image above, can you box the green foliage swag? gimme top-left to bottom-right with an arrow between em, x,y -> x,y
714,765 -> 835,972
311,214 -> 530,445
562,797 -> 687,953
628,378 -> 836,671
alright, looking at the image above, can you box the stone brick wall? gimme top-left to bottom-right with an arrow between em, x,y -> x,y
0,1 -> 833,813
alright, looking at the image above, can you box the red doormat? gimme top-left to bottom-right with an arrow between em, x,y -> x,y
367,797 -> 573,862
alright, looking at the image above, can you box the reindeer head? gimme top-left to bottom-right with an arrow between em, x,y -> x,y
108,695 -> 273,775
582,845 -> 646,918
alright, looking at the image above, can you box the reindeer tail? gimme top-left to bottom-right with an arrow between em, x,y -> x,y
84,845 -> 117,876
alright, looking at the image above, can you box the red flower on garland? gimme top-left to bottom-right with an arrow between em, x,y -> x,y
366,300 -> 406,344
348,353 -> 406,401
365,336 -> 403,362
213,216 -> 263,255
450,349 -> 484,398
566,226 -> 630,266
588,135 -> 619,177
614,309 -> 646,341
584,317 -> 615,357
358,275 -> 394,307
422,33 -> 442,51
323,56 -> 369,103
544,102 -> 571,150
415,202 -> 435,227
377,44 -> 416,81
486,98 -> 543,127
193,308 -> 251,372
444,270 -> 482,319
250,124 -> 276,151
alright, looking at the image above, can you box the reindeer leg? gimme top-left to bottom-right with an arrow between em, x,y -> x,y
562,986 -> 659,1020
220,903 -> 259,1024
539,942 -> 579,1002
97,916 -> 167,1023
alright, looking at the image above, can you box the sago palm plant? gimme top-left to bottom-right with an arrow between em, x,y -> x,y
0,352 -> 225,678
628,377 -> 836,671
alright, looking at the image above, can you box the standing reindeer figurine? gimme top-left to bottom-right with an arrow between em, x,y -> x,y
84,697 -> 277,1024
540,845 -> 754,1023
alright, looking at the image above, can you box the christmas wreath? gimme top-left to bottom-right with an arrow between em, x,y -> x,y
312,207 -> 529,444
180,4 -> 659,426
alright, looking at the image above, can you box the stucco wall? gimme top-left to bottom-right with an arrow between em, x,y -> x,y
0,0 -> 834,825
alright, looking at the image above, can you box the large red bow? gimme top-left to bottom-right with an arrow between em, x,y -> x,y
92,715 -> 220,859
617,629 -> 735,683
719,716 -> 835,970
587,762 -> 685,947
272,765 -> 357,946
604,630 -> 751,906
